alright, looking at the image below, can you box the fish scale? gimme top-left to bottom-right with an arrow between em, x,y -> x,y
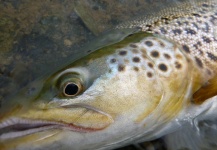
117,1 -> 217,83
151,4 -> 217,79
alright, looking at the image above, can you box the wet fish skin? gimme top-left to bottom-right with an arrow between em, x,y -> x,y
1,1 -> 217,150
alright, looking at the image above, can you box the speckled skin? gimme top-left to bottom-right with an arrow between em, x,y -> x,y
117,0 -> 217,82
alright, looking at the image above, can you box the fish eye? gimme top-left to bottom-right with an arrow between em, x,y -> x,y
63,82 -> 82,97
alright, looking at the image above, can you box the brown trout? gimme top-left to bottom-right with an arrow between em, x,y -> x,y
1,0 -> 217,149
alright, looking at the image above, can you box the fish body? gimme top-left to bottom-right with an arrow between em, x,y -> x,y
1,0 -> 217,150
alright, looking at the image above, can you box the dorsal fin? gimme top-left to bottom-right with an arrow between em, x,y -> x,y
193,76 -> 217,104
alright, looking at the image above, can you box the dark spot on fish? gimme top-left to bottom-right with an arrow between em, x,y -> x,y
207,52 -> 217,61
198,20 -> 202,24
110,58 -> 117,63
133,57 -> 140,63
176,54 -> 183,59
147,72 -> 153,78
130,44 -> 138,48
192,13 -> 201,17
142,54 -> 147,59
132,49 -> 139,53
151,51 -> 159,58
173,29 -> 182,35
145,41 -> 153,47
185,28 -> 196,35
176,21 -> 182,25
175,61 -> 182,69
159,41 -> 165,47
118,64 -> 125,72
203,16 -> 208,19
160,27 -> 167,34
133,66 -> 139,72
199,10 -> 206,14
195,57 -> 203,68
210,15 -> 217,25
119,50 -> 127,56
141,48 -> 147,54
183,21 -> 189,25
148,62 -> 153,68
202,36 -> 211,43
206,69 -> 212,75
202,4 -> 209,7
192,23 -> 199,29
198,50 -> 204,55
109,69 -> 112,73
197,41 -> 202,46
158,63 -> 167,72
182,45 -> 190,53
164,53 -> 171,59
187,58 -> 191,63
87,50 -> 91,53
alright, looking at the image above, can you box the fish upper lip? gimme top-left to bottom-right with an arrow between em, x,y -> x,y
0,117 -> 99,141
0,103 -> 113,141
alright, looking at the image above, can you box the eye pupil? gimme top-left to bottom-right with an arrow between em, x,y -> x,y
64,83 -> 79,96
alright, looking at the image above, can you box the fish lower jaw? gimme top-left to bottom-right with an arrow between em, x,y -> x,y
0,117 -> 103,141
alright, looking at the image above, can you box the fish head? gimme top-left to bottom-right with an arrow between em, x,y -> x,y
0,32 -> 196,149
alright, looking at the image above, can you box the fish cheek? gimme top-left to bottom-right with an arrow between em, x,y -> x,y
88,71 -> 163,121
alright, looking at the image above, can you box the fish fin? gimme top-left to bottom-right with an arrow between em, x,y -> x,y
163,99 -> 217,150
163,122 -> 217,150
74,0 -> 103,35
193,76 -> 217,104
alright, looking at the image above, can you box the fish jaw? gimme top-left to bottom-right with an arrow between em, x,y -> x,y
0,103 -> 114,141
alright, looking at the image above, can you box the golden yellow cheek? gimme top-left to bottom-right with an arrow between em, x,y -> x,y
16,107 -> 113,130
87,74 -> 163,122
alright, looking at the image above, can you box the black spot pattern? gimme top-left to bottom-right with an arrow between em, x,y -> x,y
175,61 -> 182,69
158,64 -> 168,72
130,44 -> 138,48
202,36 -> 211,43
195,57 -> 203,68
119,51 -> 127,56
133,57 -> 140,63
182,45 -> 190,53
133,66 -> 139,72
173,29 -> 182,35
145,41 -> 153,47
148,62 -> 153,68
151,51 -> 160,58
110,58 -> 116,63
118,65 -> 125,72
160,27 -> 167,34
207,52 -> 217,61
185,28 -> 196,35
147,72 -> 153,78
164,53 -> 171,59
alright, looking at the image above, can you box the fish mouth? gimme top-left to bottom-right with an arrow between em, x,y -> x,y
0,103 -> 114,141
